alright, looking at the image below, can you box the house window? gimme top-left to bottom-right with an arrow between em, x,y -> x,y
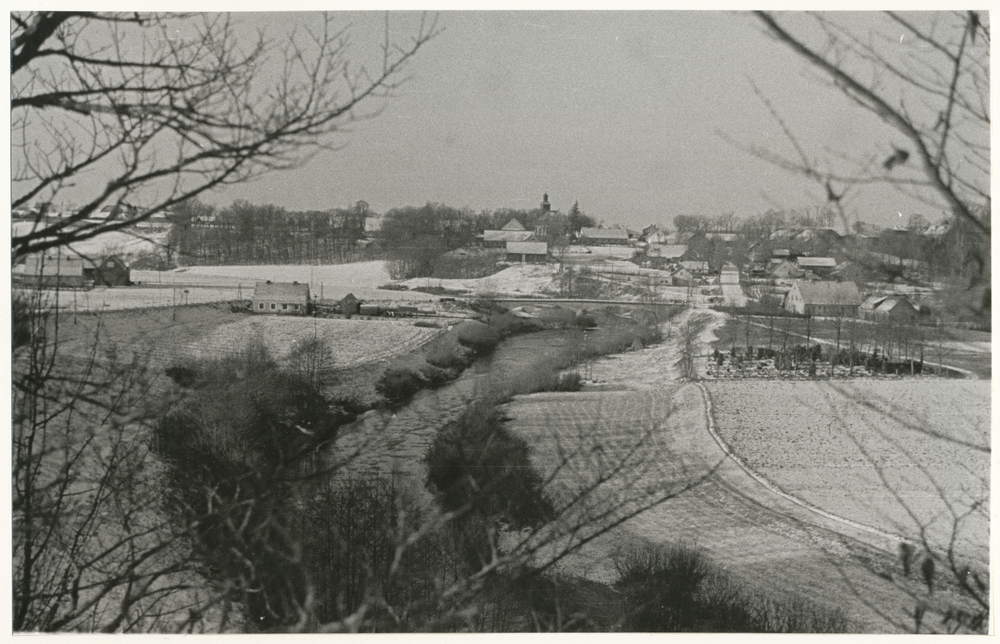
271,303 -> 276,310
282,304 -> 288,310
294,304 -> 299,310
259,303 -> 264,310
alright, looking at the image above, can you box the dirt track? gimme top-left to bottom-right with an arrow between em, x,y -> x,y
502,309 -> 979,632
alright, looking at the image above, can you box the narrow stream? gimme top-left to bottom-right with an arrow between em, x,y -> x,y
315,329 -> 573,484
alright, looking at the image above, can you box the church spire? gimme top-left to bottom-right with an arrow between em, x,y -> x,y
541,191 -> 551,213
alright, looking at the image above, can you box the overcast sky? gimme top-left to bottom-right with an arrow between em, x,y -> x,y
25,10 -> 982,231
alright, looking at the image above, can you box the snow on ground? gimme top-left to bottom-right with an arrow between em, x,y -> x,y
186,316 -> 441,369
579,309 -> 725,388
23,286 -> 242,311
401,264 -> 560,297
560,245 -> 637,259
12,222 -> 169,261
133,261 -> 438,304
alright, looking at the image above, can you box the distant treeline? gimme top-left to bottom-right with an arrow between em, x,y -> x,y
166,199 -> 371,266
165,198 -> 597,270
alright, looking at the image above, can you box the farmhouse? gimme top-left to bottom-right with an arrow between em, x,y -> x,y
253,280 -> 310,315
859,294 -> 919,323
578,227 -> 630,245
506,241 -> 549,263
784,280 -> 861,317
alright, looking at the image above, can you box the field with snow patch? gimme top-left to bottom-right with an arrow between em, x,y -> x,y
186,316 -> 442,369
705,379 -> 989,563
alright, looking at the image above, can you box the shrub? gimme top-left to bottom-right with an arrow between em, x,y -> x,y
424,333 -> 472,369
376,367 -> 427,405
613,542 -> 847,633
425,401 -> 554,530
555,371 -> 583,391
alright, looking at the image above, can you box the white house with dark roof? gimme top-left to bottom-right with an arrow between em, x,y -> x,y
784,280 -> 861,317
252,281 -> 310,315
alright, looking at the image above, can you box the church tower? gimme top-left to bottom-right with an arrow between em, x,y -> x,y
541,191 -> 551,213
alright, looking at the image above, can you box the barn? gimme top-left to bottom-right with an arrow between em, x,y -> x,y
784,280 -> 861,317
506,241 -> 549,263
21,254 -> 91,289
252,281 -> 311,315
859,294 -> 919,323
85,254 -> 131,286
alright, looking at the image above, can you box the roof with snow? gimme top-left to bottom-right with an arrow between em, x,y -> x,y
579,227 -> 630,240
792,280 -> 861,305
796,256 -> 837,268
483,230 -> 535,243
253,281 -> 310,300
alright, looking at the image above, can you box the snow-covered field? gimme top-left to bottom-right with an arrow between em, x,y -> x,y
133,261 -> 438,303
401,264 -> 560,297
23,286 -> 242,311
12,222 -> 169,261
706,379 -> 990,563
185,316 -> 442,369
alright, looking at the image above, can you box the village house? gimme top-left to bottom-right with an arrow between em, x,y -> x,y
578,227 -> 630,245
679,260 -> 710,275
252,280 -> 311,315
858,294 -> 919,323
784,280 -> 861,317
770,259 -> 805,280
506,240 -> 549,263
671,267 -> 696,286
641,225 -> 671,245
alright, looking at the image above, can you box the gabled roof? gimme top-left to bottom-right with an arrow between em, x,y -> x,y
647,244 -> 687,259
860,294 -> 890,310
23,254 -> 87,277
501,218 -> 526,231
506,241 -> 548,255
679,260 -> 709,272
253,281 -> 310,300
483,230 -> 535,243
579,227 -> 630,240
792,280 -> 861,305
795,256 -> 837,268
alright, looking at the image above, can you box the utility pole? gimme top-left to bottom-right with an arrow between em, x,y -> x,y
172,287 -> 176,321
